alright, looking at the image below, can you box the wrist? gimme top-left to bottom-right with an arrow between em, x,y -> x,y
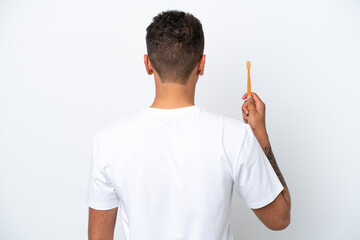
253,127 -> 270,150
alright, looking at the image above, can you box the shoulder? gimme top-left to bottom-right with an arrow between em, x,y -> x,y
220,112 -> 249,133
95,110 -> 146,144
196,107 -> 249,141
220,112 -> 251,155
198,107 -> 245,126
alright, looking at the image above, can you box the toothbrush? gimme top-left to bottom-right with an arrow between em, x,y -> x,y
246,61 -> 251,97
246,61 -> 251,111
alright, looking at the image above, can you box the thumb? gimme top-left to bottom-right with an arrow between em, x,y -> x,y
247,96 -> 256,112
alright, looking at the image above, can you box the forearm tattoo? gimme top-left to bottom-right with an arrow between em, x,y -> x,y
264,143 -> 287,188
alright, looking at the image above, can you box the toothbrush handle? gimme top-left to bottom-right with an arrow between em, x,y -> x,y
247,70 -> 251,97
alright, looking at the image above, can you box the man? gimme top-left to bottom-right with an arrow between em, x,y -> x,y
87,10 -> 291,240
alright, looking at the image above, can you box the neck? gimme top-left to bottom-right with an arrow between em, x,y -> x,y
150,96 -> 195,109
150,84 -> 196,109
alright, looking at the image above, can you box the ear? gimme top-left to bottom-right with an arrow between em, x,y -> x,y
198,54 -> 206,76
144,54 -> 154,75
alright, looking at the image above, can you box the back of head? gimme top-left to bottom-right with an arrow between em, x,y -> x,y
146,10 -> 204,85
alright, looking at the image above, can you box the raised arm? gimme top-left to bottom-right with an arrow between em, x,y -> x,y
241,92 -> 291,230
88,207 -> 118,240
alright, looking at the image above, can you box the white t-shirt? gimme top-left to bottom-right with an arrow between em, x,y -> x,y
87,105 -> 283,240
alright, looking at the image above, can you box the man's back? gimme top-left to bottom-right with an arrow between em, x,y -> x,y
87,105 -> 283,240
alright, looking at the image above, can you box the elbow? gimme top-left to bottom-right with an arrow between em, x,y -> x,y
269,217 -> 290,231
268,212 -> 291,231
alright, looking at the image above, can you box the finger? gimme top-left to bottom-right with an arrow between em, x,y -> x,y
241,93 -> 247,100
242,111 -> 249,123
251,92 -> 264,105
242,102 -> 249,115
251,92 -> 266,111
247,95 -> 256,112
242,99 -> 248,108
242,105 -> 249,115
241,101 -> 249,114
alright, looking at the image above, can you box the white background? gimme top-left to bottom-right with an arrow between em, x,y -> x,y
1,0 -> 359,239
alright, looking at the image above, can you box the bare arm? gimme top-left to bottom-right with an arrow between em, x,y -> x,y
252,131 -> 291,230
88,207 -> 118,240
241,92 -> 291,230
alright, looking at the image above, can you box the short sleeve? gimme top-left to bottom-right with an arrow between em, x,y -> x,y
234,125 -> 283,209
86,132 -> 120,210
222,116 -> 283,209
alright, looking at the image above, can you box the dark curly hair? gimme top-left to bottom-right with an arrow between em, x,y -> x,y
146,10 -> 204,85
